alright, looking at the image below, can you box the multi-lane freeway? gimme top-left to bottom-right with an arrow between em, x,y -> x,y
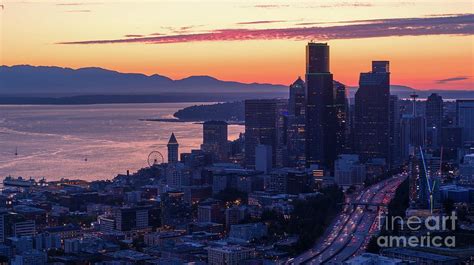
289,173 -> 407,265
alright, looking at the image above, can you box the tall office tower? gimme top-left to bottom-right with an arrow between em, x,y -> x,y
287,77 -> 306,167
167,133 -> 179,164
456,100 -> 474,145
389,95 -> 401,167
354,61 -> 390,163
426,93 -> 443,148
201,121 -> 229,162
245,99 -> 287,168
305,42 -> 337,170
333,81 -> 348,155
400,115 -> 426,160
275,109 -> 289,168
255,144 -> 272,174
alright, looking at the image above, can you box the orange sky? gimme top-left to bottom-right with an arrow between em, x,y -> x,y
1,0 -> 473,89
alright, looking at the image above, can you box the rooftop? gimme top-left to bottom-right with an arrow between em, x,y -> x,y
382,248 -> 459,261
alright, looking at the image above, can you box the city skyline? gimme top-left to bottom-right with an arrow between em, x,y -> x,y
1,0 -> 473,90
0,1 -> 474,264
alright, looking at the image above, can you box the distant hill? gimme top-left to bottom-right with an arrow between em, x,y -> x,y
0,65 -> 287,96
0,65 -> 471,104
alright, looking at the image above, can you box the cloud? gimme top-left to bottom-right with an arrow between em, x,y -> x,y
253,4 -> 289,9
65,9 -> 91,12
57,3 -> 85,5
124,34 -> 144,38
56,2 -> 101,5
436,76 -> 470,84
237,20 -> 286,25
252,2 -> 373,9
316,2 -> 373,8
57,14 -> 474,45
159,25 -> 204,34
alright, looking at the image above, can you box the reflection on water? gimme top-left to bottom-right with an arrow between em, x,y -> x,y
0,103 -> 244,181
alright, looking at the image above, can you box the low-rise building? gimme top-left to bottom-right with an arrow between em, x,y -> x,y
344,253 -> 411,265
229,222 -> 267,242
382,248 -> 460,265
207,245 -> 254,265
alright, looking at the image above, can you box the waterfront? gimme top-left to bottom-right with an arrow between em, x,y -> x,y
0,103 -> 244,181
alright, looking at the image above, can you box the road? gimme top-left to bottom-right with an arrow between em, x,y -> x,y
289,173 -> 407,265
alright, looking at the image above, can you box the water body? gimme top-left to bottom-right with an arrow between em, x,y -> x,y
0,103 -> 244,181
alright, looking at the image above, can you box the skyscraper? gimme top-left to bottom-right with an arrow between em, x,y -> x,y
333,81 -> 348,155
400,93 -> 426,160
389,95 -> 401,167
426,93 -> 443,148
167,133 -> 179,164
354,61 -> 390,163
201,121 -> 228,162
244,99 -> 287,168
400,115 -> 426,160
287,77 -> 306,167
305,42 -> 337,170
456,100 -> 474,145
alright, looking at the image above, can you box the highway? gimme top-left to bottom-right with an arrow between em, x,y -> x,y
289,173 -> 407,265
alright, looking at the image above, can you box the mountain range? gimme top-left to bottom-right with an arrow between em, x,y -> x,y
0,65 -> 471,104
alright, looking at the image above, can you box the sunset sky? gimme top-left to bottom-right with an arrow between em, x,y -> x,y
1,0 -> 473,89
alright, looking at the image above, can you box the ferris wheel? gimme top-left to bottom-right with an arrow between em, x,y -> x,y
147,151 -> 164,167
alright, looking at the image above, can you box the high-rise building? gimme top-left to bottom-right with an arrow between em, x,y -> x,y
457,100 -> 474,144
167,133 -> 179,164
244,99 -> 287,168
400,115 -> 426,160
442,127 -> 463,161
201,121 -> 228,162
305,42 -> 337,170
389,95 -> 401,167
333,81 -> 348,155
287,77 -> 306,167
255,144 -> 272,174
426,93 -> 443,148
114,206 -> 150,231
354,61 -> 390,163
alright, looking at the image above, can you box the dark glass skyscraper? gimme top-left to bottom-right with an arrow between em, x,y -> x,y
426,93 -> 443,148
354,61 -> 390,163
306,43 -> 336,168
201,121 -> 228,162
287,77 -> 306,167
245,99 -> 287,168
389,95 -> 401,167
426,94 -> 443,128
333,81 -> 348,155
305,43 -> 337,170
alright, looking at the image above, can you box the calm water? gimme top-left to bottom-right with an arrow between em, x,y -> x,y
0,103 -> 244,181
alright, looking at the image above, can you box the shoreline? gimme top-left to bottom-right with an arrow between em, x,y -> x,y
139,118 -> 244,125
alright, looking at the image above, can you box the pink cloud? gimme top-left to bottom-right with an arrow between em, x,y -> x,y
57,14 -> 474,45
237,20 -> 287,25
